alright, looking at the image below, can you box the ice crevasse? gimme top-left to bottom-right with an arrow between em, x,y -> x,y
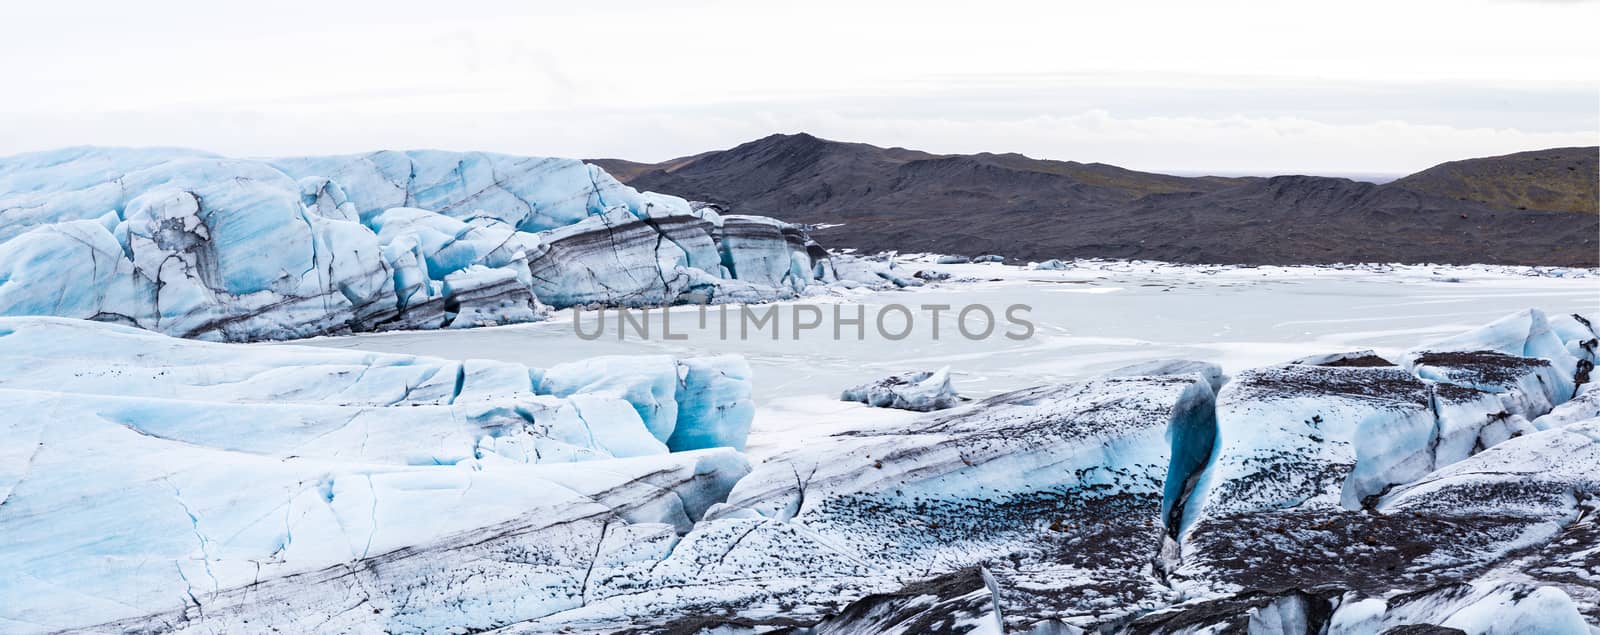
0,147 -> 825,341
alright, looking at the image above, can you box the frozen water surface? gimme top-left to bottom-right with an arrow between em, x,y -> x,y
297,261 -> 1599,454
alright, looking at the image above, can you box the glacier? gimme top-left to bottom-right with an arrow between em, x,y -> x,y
840,366 -> 962,411
508,371 -> 1224,632
783,312 -> 1599,634
0,148 -> 831,341
1155,310 -> 1599,635
1,289 -> 1598,631
0,316 -> 759,632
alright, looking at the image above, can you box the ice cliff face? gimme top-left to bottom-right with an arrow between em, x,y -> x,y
2,310 -> 1598,633
0,148 -> 826,341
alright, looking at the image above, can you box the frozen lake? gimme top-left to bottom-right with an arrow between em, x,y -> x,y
297,262 -> 1599,455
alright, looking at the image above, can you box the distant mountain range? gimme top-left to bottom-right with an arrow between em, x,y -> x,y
593,135 -> 1598,267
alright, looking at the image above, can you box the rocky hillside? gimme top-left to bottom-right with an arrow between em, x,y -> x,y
594,135 -> 1599,267
591,133 -> 1248,222
1388,146 -> 1598,214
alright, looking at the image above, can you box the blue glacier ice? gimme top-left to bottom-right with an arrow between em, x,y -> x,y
1403,308 -> 1584,415
0,317 -> 765,462
1,310 -> 1597,632
269,150 -> 676,231
666,356 -> 757,452
0,316 -> 757,632
535,354 -> 756,452
538,355 -> 683,443
1162,310 -> 1600,635
0,147 -> 830,341
1534,388 -> 1600,430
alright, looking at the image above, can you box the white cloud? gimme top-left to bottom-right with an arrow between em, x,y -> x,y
0,0 -> 1594,173
7,107 -> 1589,175
793,111 -> 1597,174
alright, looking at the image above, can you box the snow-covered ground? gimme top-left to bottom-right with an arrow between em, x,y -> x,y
299,259 -> 1600,456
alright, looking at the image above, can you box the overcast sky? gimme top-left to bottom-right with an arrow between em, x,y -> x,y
2,0 -> 1596,174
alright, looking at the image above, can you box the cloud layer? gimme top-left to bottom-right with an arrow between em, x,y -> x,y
2,0 -> 1595,173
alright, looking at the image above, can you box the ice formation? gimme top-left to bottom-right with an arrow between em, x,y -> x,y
0,316 -> 758,632
0,148 -> 828,341
533,373 -> 1223,632
1106,358 -> 1227,392
840,367 -> 961,411
827,254 -> 926,289
1155,309 -> 1599,635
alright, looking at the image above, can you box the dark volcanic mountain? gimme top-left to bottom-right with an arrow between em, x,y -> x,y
1388,146 -> 1597,214
591,134 -> 1599,267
